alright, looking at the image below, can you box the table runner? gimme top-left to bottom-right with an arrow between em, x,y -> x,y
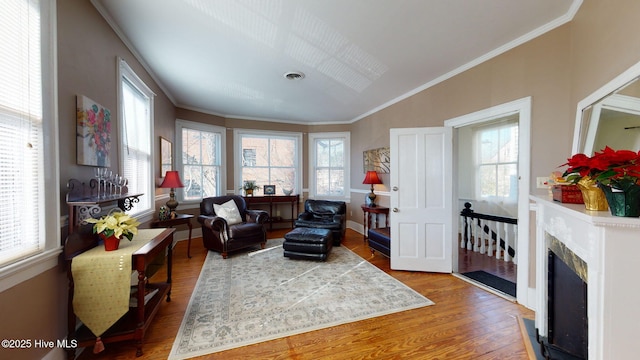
71,228 -> 166,337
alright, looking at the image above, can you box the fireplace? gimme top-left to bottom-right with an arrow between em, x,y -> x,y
539,240 -> 588,359
532,195 -> 640,359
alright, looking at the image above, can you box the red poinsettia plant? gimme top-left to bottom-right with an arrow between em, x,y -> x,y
562,146 -> 640,190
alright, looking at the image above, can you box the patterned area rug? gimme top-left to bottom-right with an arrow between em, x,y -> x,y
168,239 -> 434,359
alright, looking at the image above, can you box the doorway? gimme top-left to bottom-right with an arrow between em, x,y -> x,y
444,97 -> 531,306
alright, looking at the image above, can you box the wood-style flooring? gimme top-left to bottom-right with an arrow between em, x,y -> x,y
77,228 -> 534,360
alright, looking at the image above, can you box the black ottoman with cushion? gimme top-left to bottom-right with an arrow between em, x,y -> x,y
368,227 -> 390,257
283,227 -> 333,261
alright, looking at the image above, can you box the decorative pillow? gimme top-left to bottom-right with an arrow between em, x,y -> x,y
213,200 -> 242,225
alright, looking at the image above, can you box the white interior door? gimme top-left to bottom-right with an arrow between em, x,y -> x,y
390,127 -> 453,273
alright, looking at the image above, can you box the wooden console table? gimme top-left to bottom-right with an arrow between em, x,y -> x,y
244,194 -> 300,230
65,227 -> 174,358
361,204 -> 389,242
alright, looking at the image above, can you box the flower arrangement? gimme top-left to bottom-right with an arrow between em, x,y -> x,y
85,210 -> 140,241
240,180 -> 259,191
562,146 -> 640,190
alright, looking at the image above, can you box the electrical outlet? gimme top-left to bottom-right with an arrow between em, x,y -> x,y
536,176 -> 549,189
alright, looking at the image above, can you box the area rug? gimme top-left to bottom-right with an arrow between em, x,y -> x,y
168,239 -> 434,359
461,270 -> 516,297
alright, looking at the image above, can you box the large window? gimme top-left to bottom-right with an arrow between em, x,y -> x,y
309,132 -> 350,199
176,120 -> 225,202
119,58 -> 154,218
235,130 -> 302,195
0,0 -> 59,289
476,120 -> 519,200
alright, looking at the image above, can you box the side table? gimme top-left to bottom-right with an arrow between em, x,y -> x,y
361,205 -> 389,242
151,213 -> 194,258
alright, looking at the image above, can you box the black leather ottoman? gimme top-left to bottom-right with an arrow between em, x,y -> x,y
283,227 -> 333,261
368,227 -> 390,257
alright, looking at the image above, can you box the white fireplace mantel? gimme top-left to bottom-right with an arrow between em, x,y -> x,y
531,195 -> 640,360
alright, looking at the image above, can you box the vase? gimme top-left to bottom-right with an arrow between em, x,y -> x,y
598,184 -> 640,217
576,177 -> 608,211
100,233 -> 121,251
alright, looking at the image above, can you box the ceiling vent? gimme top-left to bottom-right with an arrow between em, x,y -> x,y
284,71 -> 305,80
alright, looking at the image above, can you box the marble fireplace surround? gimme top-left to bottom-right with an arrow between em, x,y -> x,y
532,196 -> 640,360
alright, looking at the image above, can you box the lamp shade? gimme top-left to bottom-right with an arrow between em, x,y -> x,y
362,170 -> 382,185
160,171 -> 184,188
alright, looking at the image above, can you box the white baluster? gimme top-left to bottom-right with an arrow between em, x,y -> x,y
480,219 -> 487,254
512,224 -> 518,264
460,216 -> 465,248
486,220 -> 494,257
496,221 -> 503,260
503,223 -> 511,262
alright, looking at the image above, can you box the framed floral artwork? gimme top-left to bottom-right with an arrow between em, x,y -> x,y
76,95 -> 111,167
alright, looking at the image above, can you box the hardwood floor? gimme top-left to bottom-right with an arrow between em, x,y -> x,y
78,228 -> 534,360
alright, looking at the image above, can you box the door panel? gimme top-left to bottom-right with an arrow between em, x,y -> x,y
390,127 -> 453,273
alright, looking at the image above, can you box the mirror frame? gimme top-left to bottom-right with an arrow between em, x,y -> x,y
572,60 -> 640,155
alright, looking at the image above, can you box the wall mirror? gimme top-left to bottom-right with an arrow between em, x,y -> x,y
573,62 -> 640,155
160,136 -> 172,176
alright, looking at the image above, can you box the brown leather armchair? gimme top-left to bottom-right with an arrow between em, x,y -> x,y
198,195 -> 268,258
294,199 -> 346,245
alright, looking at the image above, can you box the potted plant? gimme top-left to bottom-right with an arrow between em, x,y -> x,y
85,210 -> 141,250
562,146 -> 640,216
240,180 -> 259,196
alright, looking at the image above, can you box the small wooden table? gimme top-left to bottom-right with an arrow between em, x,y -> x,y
361,204 -> 389,242
151,213 -> 194,258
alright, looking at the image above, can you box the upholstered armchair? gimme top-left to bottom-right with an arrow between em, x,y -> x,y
294,199 -> 346,245
198,195 -> 268,258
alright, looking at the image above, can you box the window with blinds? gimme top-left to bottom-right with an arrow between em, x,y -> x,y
309,132 -> 350,199
0,0 -> 46,267
119,59 -> 154,218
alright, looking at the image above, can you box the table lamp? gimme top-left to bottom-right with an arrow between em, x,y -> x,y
160,171 -> 185,214
362,170 -> 382,207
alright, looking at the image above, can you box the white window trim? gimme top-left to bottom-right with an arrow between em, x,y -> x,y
175,119 -> 226,207
473,119 -> 518,201
0,0 -> 61,292
308,132 -> 351,201
234,129 -> 303,195
117,57 -> 155,222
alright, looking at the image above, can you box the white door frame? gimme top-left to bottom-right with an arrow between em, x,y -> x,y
444,97 -> 532,308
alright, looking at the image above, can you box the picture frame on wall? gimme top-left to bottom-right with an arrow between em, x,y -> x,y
363,146 -> 390,173
264,185 -> 276,195
76,95 -> 112,167
160,136 -> 172,176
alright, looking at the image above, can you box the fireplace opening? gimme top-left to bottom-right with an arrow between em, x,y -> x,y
542,249 -> 588,359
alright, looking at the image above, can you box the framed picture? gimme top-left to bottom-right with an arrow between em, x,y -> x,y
264,185 -> 276,195
160,136 -> 172,176
76,95 -> 112,166
363,146 -> 390,173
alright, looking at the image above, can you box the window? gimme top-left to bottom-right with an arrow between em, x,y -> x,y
119,58 -> 154,218
476,120 -> 519,200
309,132 -> 350,199
0,0 -> 59,289
235,130 -> 302,195
176,120 -> 225,202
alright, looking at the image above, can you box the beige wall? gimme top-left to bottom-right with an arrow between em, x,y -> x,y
4,0 -> 640,358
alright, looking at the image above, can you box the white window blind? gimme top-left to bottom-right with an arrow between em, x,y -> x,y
120,61 -> 154,217
0,0 -> 45,267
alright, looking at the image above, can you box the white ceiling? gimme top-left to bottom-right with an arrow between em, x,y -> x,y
92,0 -> 580,125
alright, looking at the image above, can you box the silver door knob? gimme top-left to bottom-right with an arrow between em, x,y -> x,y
392,186 -> 398,191
392,208 -> 399,212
